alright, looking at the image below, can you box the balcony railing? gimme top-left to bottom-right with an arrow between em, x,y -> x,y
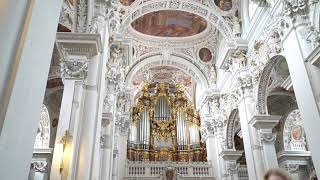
238,165 -> 249,180
125,161 -> 214,178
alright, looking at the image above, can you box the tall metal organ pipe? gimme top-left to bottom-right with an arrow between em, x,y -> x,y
176,110 -> 189,149
156,96 -> 170,120
138,107 -> 150,149
189,126 -> 200,145
129,124 -> 137,144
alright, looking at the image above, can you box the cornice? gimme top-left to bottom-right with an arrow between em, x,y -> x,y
56,32 -> 102,58
127,25 -> 219,48
249,114 -> 281,130
220,150 -> 244,161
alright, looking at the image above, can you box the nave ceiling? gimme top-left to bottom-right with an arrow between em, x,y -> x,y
106,0 -> 242,104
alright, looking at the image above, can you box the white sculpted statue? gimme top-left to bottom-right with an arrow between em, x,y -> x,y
209,65 -> 217,84
268,31 -> 283,54
229,50 -> 247,69
232,15 -> 241,37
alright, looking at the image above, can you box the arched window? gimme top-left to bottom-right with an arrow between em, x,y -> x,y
34,105 -> 51,148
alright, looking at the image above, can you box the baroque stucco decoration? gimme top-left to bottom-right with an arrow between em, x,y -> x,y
120,0 -> 237,42
59,0 -> 75,31
283,109 -> 308,151
256,55 -> 286,115
225,109 -> 239,149
125,54 -> 210,103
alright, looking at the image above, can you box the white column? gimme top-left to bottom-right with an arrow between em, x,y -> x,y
29,165 -> 36,180
283,30 -> 320,175
76,53 -> 101,180
53,33 -> 102,180
206,135 -> 222,179
112,150 -> 119,180
250,115 -> 281,170
50,79 -> 84,180
241,0 -> 250,36
220,150 -> 244,180
100,113 -> 114,180
238,90 -> 265,179
117,133 -> 129,180
0,0 -> 63,179
51,80 -> 78,180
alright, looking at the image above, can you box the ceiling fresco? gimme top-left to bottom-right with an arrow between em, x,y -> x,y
199,48 -> 213,63
131,10 -> 208,37
214,0 -> 233,11
120,0 -> 135,6
132,66 -> 194,97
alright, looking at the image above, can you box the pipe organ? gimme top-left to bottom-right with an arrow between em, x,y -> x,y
127,83 -> 206,162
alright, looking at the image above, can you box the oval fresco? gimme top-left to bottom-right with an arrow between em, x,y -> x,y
132,10 -> 208,37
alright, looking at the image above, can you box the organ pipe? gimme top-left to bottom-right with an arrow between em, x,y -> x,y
138,107 -> 150,148
129,124 -> 137,143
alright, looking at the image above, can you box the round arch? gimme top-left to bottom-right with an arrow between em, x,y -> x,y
121,0 -> 235,42
125,53 -> 210,104
125,53 -> 209,88
225,108 -> 239,149
256,54 -> 287,115
34,104 -> 51,149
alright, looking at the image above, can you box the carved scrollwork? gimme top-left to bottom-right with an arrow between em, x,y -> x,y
200,119 -> 215,141
31,161 -> 48,173
60,59 -> 88,79
283,0 -> 307,17
76,0 -> 88,33
231,67 -> 254,97
267,30 -> 284,55
260,132 -> 277,143
59,0 -> 75,31
306,25 -> 320,49
115,116 -> 130,135
285,164 -> 300,173
89,15 -> 106,34
226,49 -> 248,73
227,162 -> 239,174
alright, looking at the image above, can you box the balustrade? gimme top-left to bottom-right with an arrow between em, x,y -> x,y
238,165 -> 249,180
125,161 -> 213,178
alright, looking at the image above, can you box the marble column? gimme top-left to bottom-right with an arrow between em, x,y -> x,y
100,113 -> 114,180
50,79 -> 83,180
0,0 -> 63,179
76,47 -> 102,180
201,95 -> 227,180
220,150 -> 244,180
206,134 -> 223,179
250,115 -> 281,170
51,33 -> 102,180
241,0 -> 250,36
237,69 -> 265,179
283,28 -> 320,176
112,149 -> 119,180
115,120 -> 130,180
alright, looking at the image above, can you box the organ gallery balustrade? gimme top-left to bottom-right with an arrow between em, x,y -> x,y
124,161 -> 213,178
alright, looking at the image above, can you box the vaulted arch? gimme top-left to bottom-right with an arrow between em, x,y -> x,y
256,55 -> 287,115
120,0 -> 236,43
225,108 -> 240,149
